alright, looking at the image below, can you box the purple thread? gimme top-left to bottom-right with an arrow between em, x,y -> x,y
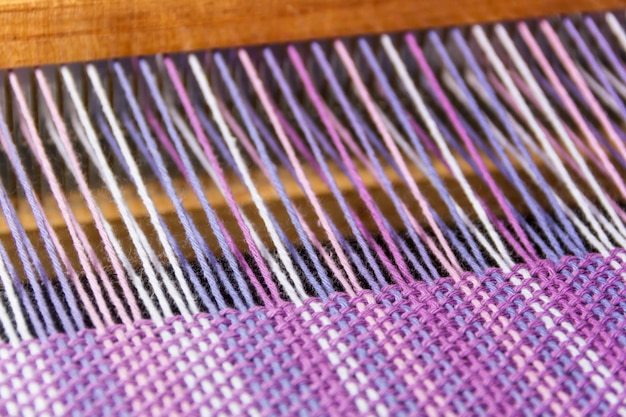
357,38 -> 489,272
139,59 -> 280,304
262,48 -> 392,290
114,63 -> 258,310
193,101 -> 334,298
248,100 -> 387,286
95,113 -> 224,315
430,31 -> 566,257
406,33 -> 539,263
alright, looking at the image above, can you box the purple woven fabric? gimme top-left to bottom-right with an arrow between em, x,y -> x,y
1,249 -> 624,416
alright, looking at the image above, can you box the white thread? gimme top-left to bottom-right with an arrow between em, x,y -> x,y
378,109 -> 512,269
518,126 -> 626,249
185,104 -> 349,287
335,41 -> 460,276
462,68 -> 617,251
43,114 -> 167,324
233,52 -> 364,294
444,70 -> 617,253
167,95 -> 300,306
171,105 -> 322,288
61,66 -> 196,320
500,110 -> 625,251
382,35 -> 514,266
10,73 -> 118,328
493,24 -> 625,243
579,68 -> 621,114
188,54 -> 306,303
602,63 -> 626,100
87,65 -> 203,320
66,74 -> 190,321
476,25 -> 615,249
323,106 -> 458,275
10,109 -> 107,330
72,110 -> 181,315
535,22 -> 626,239
491,114 -> 610,253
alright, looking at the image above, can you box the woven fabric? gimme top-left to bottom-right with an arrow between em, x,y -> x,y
1,249 -> 625,416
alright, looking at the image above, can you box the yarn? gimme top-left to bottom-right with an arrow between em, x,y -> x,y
0,12 -> 624,415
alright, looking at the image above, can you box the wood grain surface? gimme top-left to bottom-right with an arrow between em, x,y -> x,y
0,0 -> 624,68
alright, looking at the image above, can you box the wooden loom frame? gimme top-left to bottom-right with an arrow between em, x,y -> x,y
0,0 -> 624,68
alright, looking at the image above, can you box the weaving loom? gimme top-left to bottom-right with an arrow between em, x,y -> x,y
1,0 -> 626,415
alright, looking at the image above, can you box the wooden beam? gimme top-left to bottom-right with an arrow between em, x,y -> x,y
0,0 -> 624,68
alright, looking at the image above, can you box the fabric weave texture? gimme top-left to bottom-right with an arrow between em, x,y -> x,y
1,249 -> 625,416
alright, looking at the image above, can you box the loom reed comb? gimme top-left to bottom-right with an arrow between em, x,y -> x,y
0,1 -> 625,416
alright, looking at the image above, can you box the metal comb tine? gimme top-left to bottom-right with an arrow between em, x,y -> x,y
37,66 -> 57,196
153,54 -> 170,104
0,70 -> 14,200
10,69 -> 35,201
106,59 -> 127,182
114,58 -> 144,180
